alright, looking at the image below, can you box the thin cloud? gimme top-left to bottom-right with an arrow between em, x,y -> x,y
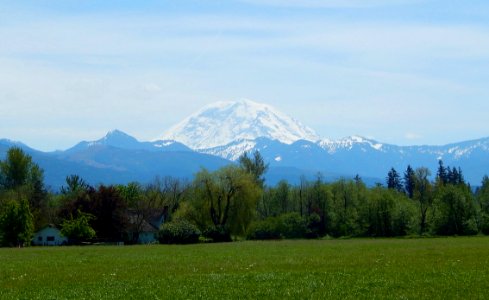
0,3 -> 488,149
405,133 -> 423,140
239,0 -> 421,8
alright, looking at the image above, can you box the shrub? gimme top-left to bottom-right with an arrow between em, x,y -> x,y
247,218 -> 281,240
247,213 -> 309,240
60,211 -> 96,243
481,213 -> 489,235
203,225 -> 232,243
158,220 -> 201,244
305,213 -> 322,238
280,212 -> 308,238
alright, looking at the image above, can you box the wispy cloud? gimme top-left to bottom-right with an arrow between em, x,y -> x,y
238,0 -> 419,8
0,2 -> 488,149
405,133 -> 423,140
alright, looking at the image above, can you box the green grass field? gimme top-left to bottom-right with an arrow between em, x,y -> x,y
1,237 -> 489,299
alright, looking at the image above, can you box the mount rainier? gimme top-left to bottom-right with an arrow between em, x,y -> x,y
161,99 -> 489,185
158,99 -> 319,149
1,99 -> 489,188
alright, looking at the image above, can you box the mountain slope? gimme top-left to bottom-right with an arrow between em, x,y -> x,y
1,131 -> 229,190
158,99 -> 319,149
201,135 -> 489,184
2,98 -> 489,187
66,129 -> 191,154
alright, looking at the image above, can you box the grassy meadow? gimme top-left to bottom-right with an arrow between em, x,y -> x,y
1,237 -> 489,299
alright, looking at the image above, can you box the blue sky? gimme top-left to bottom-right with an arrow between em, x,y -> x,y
1,0 -> 489,151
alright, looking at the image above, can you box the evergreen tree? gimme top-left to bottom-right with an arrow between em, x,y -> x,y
447,167 -> 453,184
437,160 -> 448,185
477,175 -> 489,234
404,165 -> 415,198
61,174 -> 90,195
457,167 -> 465,185
354,174 -> 362,185
450,167 -> 459,185
387,168 -> 403,193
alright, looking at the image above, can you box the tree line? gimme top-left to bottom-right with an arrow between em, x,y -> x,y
1,147 -> 489,246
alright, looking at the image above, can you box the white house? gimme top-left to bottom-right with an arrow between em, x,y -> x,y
32,225 -> 68,246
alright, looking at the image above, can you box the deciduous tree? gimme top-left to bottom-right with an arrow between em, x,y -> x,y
191,166 -> 261,238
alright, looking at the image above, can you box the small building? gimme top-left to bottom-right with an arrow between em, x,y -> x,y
32,225 -> 68,246
136,219 -> 160,244
127,210 -> 166,244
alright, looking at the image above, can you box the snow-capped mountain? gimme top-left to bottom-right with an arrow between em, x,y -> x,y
66,129 -> 191,154
158,99 -> 319,149
318,136 -> 385,154
201,134 -> 489,184
2,99 -> 489,188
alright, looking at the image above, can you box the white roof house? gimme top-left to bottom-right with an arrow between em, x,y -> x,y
32,225 -> 68,246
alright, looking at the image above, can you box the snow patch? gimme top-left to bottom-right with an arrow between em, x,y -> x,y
157,99 -> 319,149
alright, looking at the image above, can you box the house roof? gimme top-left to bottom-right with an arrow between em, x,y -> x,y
127,213 -> 161,233
37,224 -> 60,231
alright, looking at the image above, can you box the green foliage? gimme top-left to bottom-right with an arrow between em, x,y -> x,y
387,167 -> 403,193
404,165 -> 415,198
247,212 -> 308,240
280,212 -> 308,238
0,147 -> 48,230
480,213 -> 489,235
60,211 -> 96,242
0,147 -> 33,189
392,194 -> 417,236
477,176 -> 489,234
0,198 -> 34,247
190,166 -> 261,237
159,220 -> 201,244
432,184 -> 478,235
365,188 -> 417,237
246,218 -> 281,240
413,167 -> 434,234
58,183 -> 128,241
61,175 -> 90,195
202,225 -> 232,243
238,150 -> 268,188
366,187 -> 396,236
3,155 -> 489,246
88,185 -> 129,240
328,179 -> 364,237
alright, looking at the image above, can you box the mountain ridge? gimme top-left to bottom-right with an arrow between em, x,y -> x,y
2,99 -> 489,188
2,130 -> 489,188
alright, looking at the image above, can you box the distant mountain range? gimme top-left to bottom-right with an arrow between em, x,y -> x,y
0,132 -> 229,190
1,99 -> 488,189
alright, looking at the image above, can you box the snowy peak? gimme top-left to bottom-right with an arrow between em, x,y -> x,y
65,130 -> 192,153
102,129 -> 140,147
158,99 -> 320,149
318,136 -> 385,153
